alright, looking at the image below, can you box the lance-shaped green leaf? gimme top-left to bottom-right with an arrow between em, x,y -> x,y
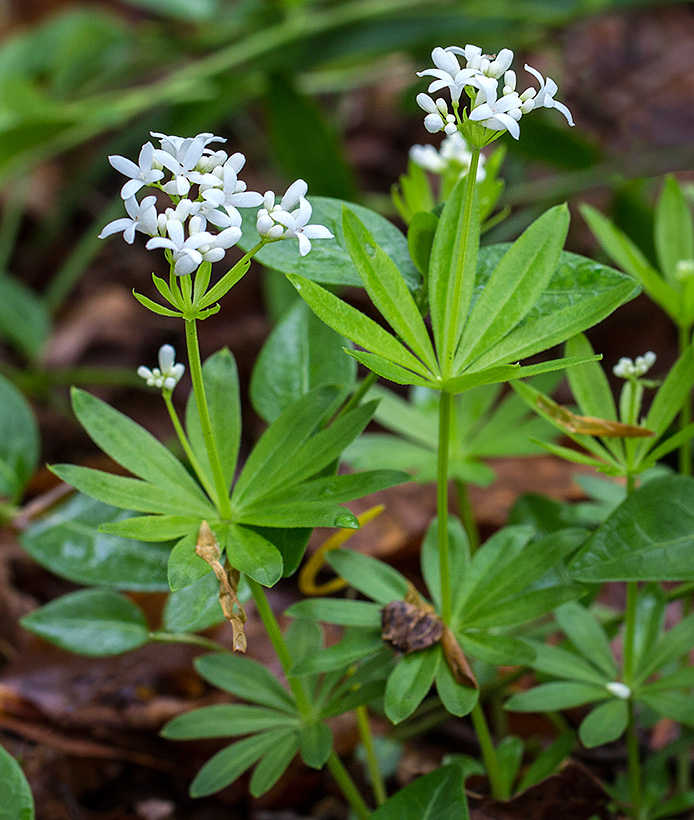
565,334 -> 618,421
20,494 -> 170,591
639,344 -> 694,443
443,364 -> 520,394
517,732 -> 576,792
99,514 -> 199,542
0,372 -> 39,501
250,300 -> 355,423
436,658 -> 478,717
343,208 -> 437,371
190,730 -> 287,798
579,699 -> 628,748
232,386 -> 338,505
385,645 -> 441,724
240,196 -> 420,289
249,731 -> 300,797
520,639 -> 609,686
287,274 -> 432,378
168,531 -> 209,591
506,682 -> 609,713
569,475 -> 694,581
185,348 -> 241,494
555,601 -> 618,678
0,745 -> 35,820
292,630 -> 385,674
132,291 -> 182,317
429,176 -> 479,373
162,704 -> 298,739
326,550 -> 409,604
346,349 -> 436,387
462,248 -> 640,372
580,203 -> 679,319
655,175 -> 694,286
286,598 -> 382,628
299,722 -> 332,769
635,612 -> 694,683
459,632 -> 535,666
21,588 -> 149,656
71,388 -> 209,507
195,653 -> 297,713
223,524 -> 283,587
50,464 -> 216,518
456,205 -> 569,368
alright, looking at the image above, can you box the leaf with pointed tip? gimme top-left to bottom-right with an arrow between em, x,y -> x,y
655,175 -> 694,285
370,764 -> 468,820
195,653 -> 296,713
579,699 -> 628,748
132,291 -> 182,317
385,646 -> 441,724
0,372 -> 39,500
326,550 -> 409,604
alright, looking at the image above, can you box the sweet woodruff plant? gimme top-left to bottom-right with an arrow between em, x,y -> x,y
15,42 -> 694,820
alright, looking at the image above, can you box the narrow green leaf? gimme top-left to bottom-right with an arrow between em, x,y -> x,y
0,372 -> 39,500
506,681 -> 608,712
185,348 -> 241,495
517,732 -> 576,792
643,345 -> 694,439
421,515 -> 469,614
190,731 -> 281,798
286,599 -> 382,628
99,514 -> 198,542
429,175 -> 479,372
408,211 -> 438,278
195,653 -> 296,713
581,204 -> 678,317
223,524 -> 283,587
19,493 -> 170,591
522,639 -> 610,686
347,349 -> 436,387
132,291 -> 182,317
556,601 -> 617,677
632,583 -> 666,677
343,208 -> 437,370
20,588 -> 149,656
249,730 -> 299,797
639,691 -> 694,726
469,586 -> 581,629
385,646 -> 441,724
459,632 -> 535,666
456,205 -> 569,367
497,736 -> 524,799
635,612 -> 694,683
443,364 -> 520,394
0,745 -> 34,820
71,389 -> 208,505
569,475 -> 694,581
292,629 -> 384,675
510,354 -> 601,380
232,386 -> 337,504
0,275 -> 49,360
288,274 -> 430,377
654,175 -> 694,285
162,704 -> 297,739
435,659 -> 478,717
578,699 -> 628,748
326,550 -> 409,604
299,722 -> 332,769
250,299 -> 355,423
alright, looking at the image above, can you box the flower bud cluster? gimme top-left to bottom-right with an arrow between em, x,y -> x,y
409,132 -> 486,181
99,132 -> 332,273
416,44 -> 574,142
137,344 -> 185,392
613,352 -> 656,379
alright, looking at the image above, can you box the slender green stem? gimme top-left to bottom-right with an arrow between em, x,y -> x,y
248,579 -> 371,817
678,324 -> 692,476
338,371 -> 379,418
437,391 -> 454,623
356,705 -> 387,806
247,578 -> 311,714
441,147 -> 480,374
626,700 -> 642,819
623,582 -> 638,684
149,630 -> 228,652
454,479 -> 480,553
163,391 -> 217,502
327,753 -> 372,820
470,702 -> 504,799
184,318 -> 233,519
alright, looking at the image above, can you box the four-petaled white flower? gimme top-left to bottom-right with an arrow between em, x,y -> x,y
416,46 -> 483,102
524,65 -> 575,126
467,75 -> 526,140
280,198 -> 335,257
99,195 -> 158,244
255,180 -> 333,255
138,344 -> 185,392
109,142 -> 164,200
146,217 -> 218,277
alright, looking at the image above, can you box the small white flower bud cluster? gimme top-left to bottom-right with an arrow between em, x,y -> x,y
137,345 -> 185,392
605,681 -> 631,700
409,132 -> 486,181
613,351 -> 656,379
99,132 -> 333,273
416,44 -> 574,142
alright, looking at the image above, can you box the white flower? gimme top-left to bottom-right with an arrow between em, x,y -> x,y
613,352 -> 656,379
409,132 -> 486,180
151,132 -> 226,197
98,195 -> 158,244
467,75 -> 525,140
108,142 -> 164,200
417,46 -> 485,102
199,152 -> 263,224
605,681 -> 631,700
138,344 -> 185,392
416,94 -> 458,136
145,217 -> 217,276
281,198 -> 334,257
524,65 -> 574,126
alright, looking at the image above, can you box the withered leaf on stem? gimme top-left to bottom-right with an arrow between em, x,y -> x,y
537,396 -> 654,438
195,522 -> 247,653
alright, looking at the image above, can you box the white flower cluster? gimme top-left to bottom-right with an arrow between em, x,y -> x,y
99,132 -> 332,274
409,132 -> 486,181
613,351 -> 656,379
255,180 -> 334,257
137,344 -> 185,392
417,44 -> 574,141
